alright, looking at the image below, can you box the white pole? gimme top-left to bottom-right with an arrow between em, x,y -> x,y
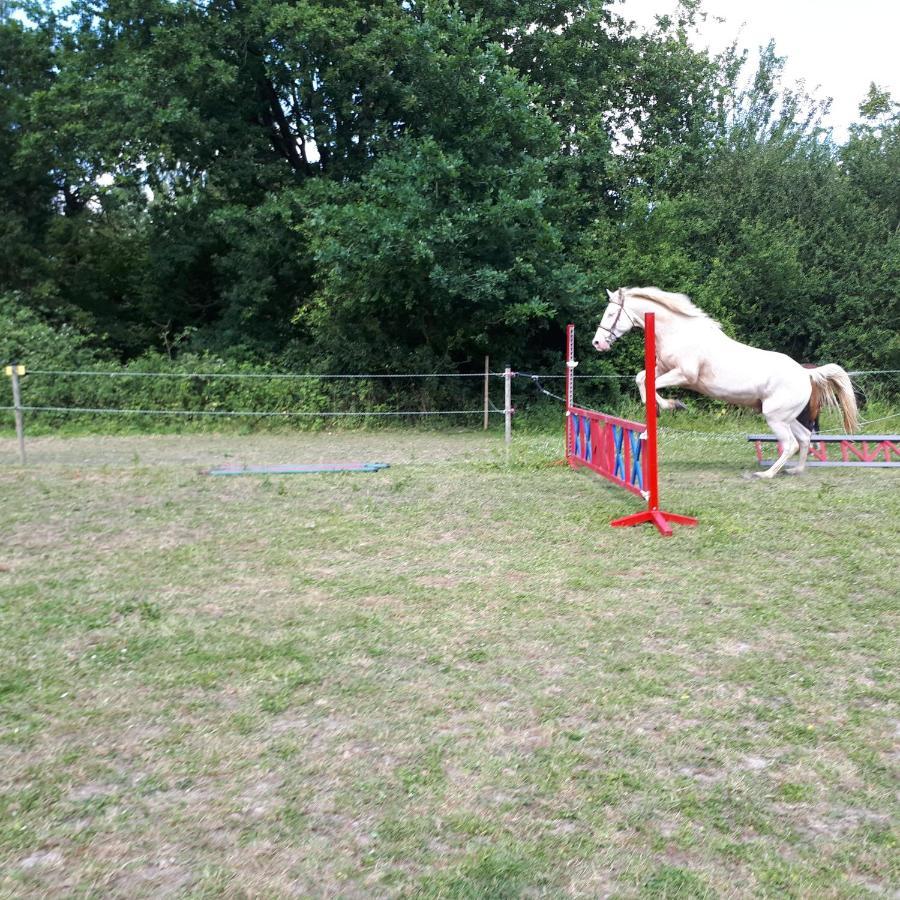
483,355 -> 490,431
9,365 -> 26,465
504,366 -> 512,446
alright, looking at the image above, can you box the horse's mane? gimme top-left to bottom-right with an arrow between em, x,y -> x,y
627,287 -> 721,327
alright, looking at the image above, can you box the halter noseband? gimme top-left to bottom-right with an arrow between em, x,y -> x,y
596,288 -> 631,342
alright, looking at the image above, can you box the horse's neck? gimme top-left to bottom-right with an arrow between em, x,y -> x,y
630,301 -> 701,356
630,300 -> 673,340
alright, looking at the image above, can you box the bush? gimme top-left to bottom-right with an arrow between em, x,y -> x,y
0,292 -> 106,371
0,297 -> 497,432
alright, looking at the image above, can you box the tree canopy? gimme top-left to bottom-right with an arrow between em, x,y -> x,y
2,0 -> 898,380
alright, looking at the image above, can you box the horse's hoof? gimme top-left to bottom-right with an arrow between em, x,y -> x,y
673,400 -> 687,411
750,470 -> 773,480
785,466 -> 806,476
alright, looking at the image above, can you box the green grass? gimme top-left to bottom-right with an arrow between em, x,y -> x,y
1,425 -> 898,897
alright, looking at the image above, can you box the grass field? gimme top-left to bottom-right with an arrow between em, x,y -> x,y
1,426 -> 897,898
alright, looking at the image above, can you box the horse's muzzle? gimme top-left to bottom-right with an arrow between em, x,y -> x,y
593,338 -> 610,352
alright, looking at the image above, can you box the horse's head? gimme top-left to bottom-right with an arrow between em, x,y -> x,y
592,288 -> 637,352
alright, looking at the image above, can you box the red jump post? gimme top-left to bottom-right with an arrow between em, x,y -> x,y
565,313 -> 697,536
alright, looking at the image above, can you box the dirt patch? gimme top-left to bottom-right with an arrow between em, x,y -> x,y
18,849 -> 65,870
237,773 -> 285,820
715,639 -> 756,656
739,755 -> 771,772
416,575 -> 463,589
786,805 -> 892,842
112,855 -> 197,897
67,782 -> 118,803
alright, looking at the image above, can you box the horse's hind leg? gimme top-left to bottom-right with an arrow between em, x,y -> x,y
755,417 -> 799,479
785,420 -> 811,474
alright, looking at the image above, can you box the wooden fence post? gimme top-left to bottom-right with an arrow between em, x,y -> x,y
6,364 -> 26,465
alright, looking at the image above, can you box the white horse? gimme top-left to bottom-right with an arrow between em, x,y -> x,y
592,287 -> 859,478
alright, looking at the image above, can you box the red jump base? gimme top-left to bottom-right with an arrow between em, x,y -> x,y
610,508 -> 699,537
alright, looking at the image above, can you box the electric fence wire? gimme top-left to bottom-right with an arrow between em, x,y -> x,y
19,369 -> 506,380
11,367 -> 900,384
1,405 -> 502,419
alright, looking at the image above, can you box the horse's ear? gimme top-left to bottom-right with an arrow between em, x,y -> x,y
606,288 -> 615,299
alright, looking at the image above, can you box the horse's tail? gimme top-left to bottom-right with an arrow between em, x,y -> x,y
809,365 -> 859,434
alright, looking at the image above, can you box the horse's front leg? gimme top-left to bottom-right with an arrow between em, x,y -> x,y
637,367 -> 688,411
656,366 -> 694,409
635,369 -> 649,404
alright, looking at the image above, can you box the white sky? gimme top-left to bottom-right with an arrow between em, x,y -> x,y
618,0 -> 900,141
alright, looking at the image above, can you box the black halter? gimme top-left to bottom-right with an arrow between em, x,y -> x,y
596,288 -> 631,342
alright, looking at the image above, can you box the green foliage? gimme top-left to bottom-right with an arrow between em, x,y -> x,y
1,0 -> 898,398
0,292 -> 106,369
302,135 -> 576,372
579,46 -> 900,372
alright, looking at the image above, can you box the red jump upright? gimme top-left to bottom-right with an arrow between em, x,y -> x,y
565,314 -> 698,536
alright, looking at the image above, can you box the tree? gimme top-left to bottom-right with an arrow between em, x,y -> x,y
297,7 -> 580,371
0,12 -> 57,297
1,1 -> 897,383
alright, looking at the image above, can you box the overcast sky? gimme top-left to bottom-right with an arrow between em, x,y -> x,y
618,0 -> 900,141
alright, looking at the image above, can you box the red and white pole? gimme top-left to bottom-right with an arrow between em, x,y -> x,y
565,324 -> 575,463
644,312 -> 660,511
